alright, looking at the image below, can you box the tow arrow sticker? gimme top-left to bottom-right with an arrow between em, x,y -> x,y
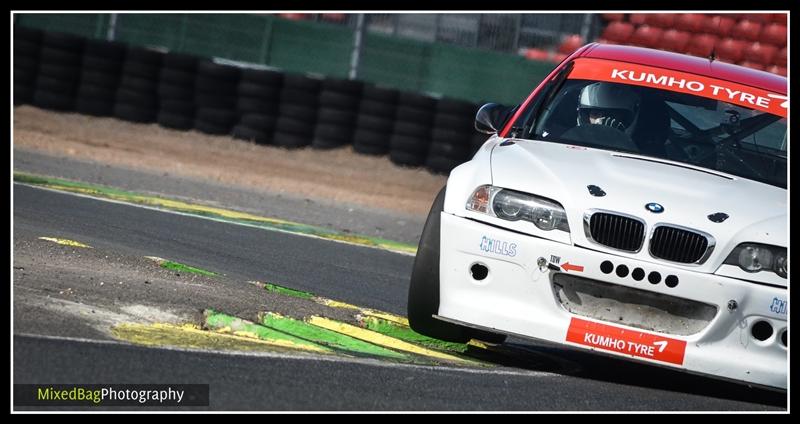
560,262 -> 584,272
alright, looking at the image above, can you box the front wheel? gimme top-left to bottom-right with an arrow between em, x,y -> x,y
407,186 -> 507,345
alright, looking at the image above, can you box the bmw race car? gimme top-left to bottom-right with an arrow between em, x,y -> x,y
407,43 -> 787,389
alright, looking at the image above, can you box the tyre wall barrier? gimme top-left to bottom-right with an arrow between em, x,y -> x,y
14,28 -> 511,176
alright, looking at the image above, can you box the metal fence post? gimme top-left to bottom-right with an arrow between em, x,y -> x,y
106,13 -> 118,41
349,13 -> 366,80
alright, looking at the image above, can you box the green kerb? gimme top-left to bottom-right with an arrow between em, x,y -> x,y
160,260 -> 217,277
359,315 -> 470,353
263,283 -> 315,300
258,312 -> 409,360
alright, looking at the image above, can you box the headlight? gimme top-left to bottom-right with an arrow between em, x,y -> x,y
466,185 -> 570,232
724,243 -> 787,279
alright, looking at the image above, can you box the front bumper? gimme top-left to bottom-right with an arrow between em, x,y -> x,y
437,212 -> 787,389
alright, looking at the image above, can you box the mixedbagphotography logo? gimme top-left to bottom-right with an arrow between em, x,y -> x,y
14,384 -> 209,407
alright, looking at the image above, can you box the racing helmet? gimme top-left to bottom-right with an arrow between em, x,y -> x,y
577,82 -> 640,133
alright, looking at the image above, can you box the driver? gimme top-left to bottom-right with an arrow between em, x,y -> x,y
577,82 -> 640,134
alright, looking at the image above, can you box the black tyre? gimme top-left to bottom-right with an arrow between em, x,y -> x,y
399,91 -> 436,109
278,104 -> 316,121
319,91 -> 359,109
116,89 -> 157,108
195,93 -> 236,109
396,106 -> 433,124
14,83 -> 34,105
32,89 -> 74,111
353,128 -> 390,148
356,114 -> 394,132
196,108 -> 238,127
353,141 -> 389,156
42,31 -> 84,52
393,122 -> 432,138
283,73 -> 320,91
197,60 -> 240,82
83,39 -> 126,60
317,108 -> 356,125
76,83 -> 117,100
425,155 -> 463,175
313,123 -> 353,143
279,88 -> 318,106
362,84 -> 399,103
81,56 -> 123,73
388,149 -> 426,167
159,69 -> 196,87
120,74 -> 158,93
163,52 -> 199,71
122,62 -> 161,79
407,187 -> 478,342
389,134 -> 429,155
158,99 -> 194,115
237,97 -> 279,115
357,100 -> 396,118
75,97 -> 114,116
239,114 -> 277,131
157,110 -> 194,130
113,103 -> 157,123
125,47 -> 164,66
273,131 -> 311,148
37,63 -> 81,81
193,118 -> 232,135
231,124 -> 270,144
321,77 -> 363,94
238,82 -> 280,99
195,76 -> 238,96
80,70 -> 121,88
157,83 -> 194,101
241,68 -> 283,86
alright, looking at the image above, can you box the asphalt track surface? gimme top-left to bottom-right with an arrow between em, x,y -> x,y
12,184 -> 787,411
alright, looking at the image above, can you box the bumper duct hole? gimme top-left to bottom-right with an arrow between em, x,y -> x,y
648,272 -> 661,285
752,321 -> 773,341
616,264 -> 629,278
470,263 -> 489,281
665,275 -> 679,288
632,268 -> 645,281
781,330 -> 787,347
600,260 -> 614,274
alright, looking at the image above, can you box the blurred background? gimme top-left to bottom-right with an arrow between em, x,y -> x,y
13,12 -> 788,175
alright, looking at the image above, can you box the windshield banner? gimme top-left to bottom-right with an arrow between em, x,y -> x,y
569,58 -> 787,118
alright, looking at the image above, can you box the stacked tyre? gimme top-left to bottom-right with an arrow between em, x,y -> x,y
75,39 -> 127,116
14,26 -> 42,106
352,84 -> 399,156
114,47 -> 164,123
157,52 -> 200,130
425,98 -> 478,174
470,131 -> 490,156
32,31 -> 86,111
231,68 -> 283,144
312,77 -> 364,149
193,60 -> 241,135
388,92 -> 438,167
273,73 -> 321,148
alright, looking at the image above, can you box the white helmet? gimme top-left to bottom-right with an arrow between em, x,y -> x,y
577,82 -> 640,133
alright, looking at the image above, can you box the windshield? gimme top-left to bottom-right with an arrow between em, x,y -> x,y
514,78 -> 787,189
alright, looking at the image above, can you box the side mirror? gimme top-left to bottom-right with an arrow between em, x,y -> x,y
475,103 -> 515,134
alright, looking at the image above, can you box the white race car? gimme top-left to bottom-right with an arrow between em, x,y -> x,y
407,43 -> 787,390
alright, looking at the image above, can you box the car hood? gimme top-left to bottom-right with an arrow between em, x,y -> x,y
490,139 -> 787,270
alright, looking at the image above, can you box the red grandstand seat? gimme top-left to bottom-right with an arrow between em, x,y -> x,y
759,24 -> 787,47
775,47 -> 787,67
660,30 -> 691,52
602,13 -> 626,22
552,53 -> 568,63
771,13 -> 787,25
675,14 -> 706,33
731,20 -> 763,41
703,15 -> 736,37
766,65 -> 786,77
601,21 -> 635,43
738,61 -> 766,71
644,14 -> 676,28
629,14 -> 648,26
737,14 -> 771,23
630,25 -> 663,48
321,13 -> 347,23
278,13 -> 311,21
715,38 -> 746,63
743,42 -> 779,66
685,34 -> 719,58
558,34 -> 584,54
524,48 -> 551,61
